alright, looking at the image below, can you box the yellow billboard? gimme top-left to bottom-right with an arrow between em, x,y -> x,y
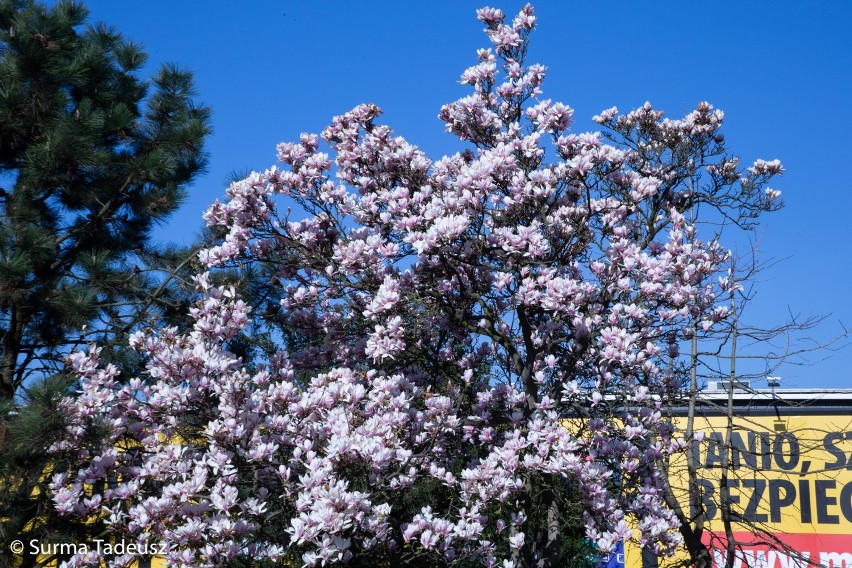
627,413 -> 852,568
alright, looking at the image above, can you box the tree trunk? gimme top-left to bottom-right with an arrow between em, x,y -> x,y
0,307 -> 23,400
538,486 -> 560,567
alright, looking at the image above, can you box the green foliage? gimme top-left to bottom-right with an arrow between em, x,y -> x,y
0,0 -> 211,394
0,0 -> 210,563
0,374 -> 98,568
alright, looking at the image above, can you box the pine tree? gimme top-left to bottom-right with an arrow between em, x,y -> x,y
0,0 -> 209,398
0,1 -> 210,564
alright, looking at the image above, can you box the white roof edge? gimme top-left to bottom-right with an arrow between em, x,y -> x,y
697,388 -> 852,401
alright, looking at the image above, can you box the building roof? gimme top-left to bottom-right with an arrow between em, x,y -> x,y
677,385 -> 852,416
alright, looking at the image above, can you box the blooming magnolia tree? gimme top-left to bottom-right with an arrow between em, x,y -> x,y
50,5 -> 783,567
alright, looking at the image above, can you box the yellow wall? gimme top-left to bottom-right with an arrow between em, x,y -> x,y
627,413 -> 852,568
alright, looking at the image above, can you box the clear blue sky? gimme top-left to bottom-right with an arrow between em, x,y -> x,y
77,1 -> 852,389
